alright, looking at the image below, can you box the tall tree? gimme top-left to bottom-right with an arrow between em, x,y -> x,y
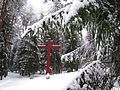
0,0 -> 12,80
12,30 -> 39,76
0,0 -> 27,79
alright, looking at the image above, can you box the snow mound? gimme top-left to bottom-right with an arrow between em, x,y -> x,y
66,60 -> 114,90
0,60 -> 114,90
0,72 -> 79,90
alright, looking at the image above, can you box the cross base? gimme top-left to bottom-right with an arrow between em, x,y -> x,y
46,73 -> 50,79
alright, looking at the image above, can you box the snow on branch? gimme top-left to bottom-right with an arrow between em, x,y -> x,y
61,41 -> 90,62
22,0 -> 96,38
66,60 -> 113,90
21,4 -> 71,38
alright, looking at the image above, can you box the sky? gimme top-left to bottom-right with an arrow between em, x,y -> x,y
27,0 -> 55,16
27,0 -> 44,13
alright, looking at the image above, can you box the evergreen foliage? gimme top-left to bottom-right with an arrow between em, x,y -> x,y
11,30 -> 39,76
61,0 -> 120,77
67,61 -> 115,90
27,0 -> 120,77
0,32 -> 8,80
0,1 -> 120,88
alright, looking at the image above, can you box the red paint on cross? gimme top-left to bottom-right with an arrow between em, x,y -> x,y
38,38 -> 61,74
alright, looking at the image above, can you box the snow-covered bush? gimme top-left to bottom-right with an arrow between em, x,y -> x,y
66,61 -> 115,90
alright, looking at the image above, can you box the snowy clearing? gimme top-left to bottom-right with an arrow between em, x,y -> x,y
0,61 -> 120,90
0,72 -> 79,90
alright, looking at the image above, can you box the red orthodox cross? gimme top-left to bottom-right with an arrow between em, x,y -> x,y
38,38 -> 61,74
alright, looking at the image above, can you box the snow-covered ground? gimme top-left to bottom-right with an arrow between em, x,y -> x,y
112,87 -> 120,90
0,64 -> 120,90
0,72 -> 79,90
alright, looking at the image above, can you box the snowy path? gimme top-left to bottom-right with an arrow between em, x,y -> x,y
0,72 -> 79,90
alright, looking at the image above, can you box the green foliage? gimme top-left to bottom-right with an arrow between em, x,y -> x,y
0,32 -> 8,80
20,0 -> 120,76
11,30 -> 39,76
63,21 -> 79,53
16,40 -> 39,76
59,0 -> 120,75
67,61 -> 115,90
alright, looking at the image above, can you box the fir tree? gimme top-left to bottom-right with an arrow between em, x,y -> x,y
0,32 -> 8,80
12,30 -> 39,76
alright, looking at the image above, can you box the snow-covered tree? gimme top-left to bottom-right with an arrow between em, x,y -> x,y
67,61 -> 115,90
5,2 -> 119,89
106,0 -> 120,77
22,0 -> 120,78
12,30 -> 39,76
0,32 -> 8,80
0,0 -> 27,80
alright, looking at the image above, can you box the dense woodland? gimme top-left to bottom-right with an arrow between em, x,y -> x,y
0,0 -> 120,89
